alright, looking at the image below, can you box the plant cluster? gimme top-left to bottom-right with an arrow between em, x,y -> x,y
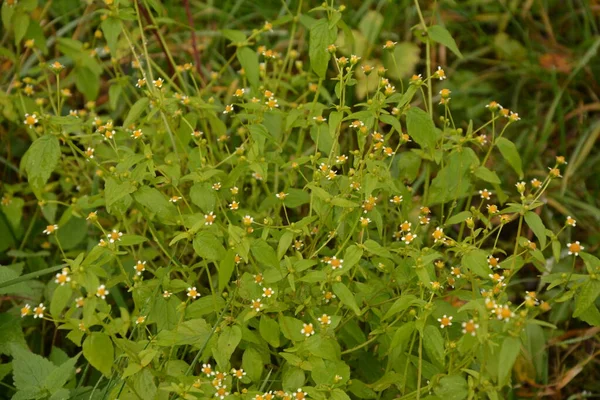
0,1 -> 598,399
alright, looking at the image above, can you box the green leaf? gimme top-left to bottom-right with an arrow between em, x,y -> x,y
390,321 -> 415,352
498,336 -> 521,384
423,325 -> 444,366
496,137 -> 523,178
379,114 -> 402,133
260,316 -> 281,347
309,19 -> 336,79
242,347 -> 264,382
462,249 -> 490,278
24,135 -> 61,195
577,304 -> 600,326
251,239 -> 279,268
217,325 -> 242,361
75,66 -> 100,100
82,332 -> 114,377
524,211 -> 547,249
133,186 -> 177,223
108,84 -> 122,111
445,211 -> 472,226
277,231 -> 294,259
282,366 -> 305,393
45,354 -> 79,392
189,182 -> 217,213
428,25 -> 463,58
13,12 -> 30,45
123,98 -> 150,128
358,11 -> 383,45
434,375 -> 468,400
574,280 -> 600,318
397,151 -> 422,181
193,231 -> 225,261
383,294 -> 419,321
2,2 -> 15,29
50,284 -> 72,320
333,282 -> 361,315
474,166 -> 501,184
11,344 -> 54,393
331,197 -> 358,208
278,315 -> 306,342
218,250 -> 236,292
237,47 -> 260,90
406,107 -> 437,154
343,245 -> 363,269
104,177 -> 135,211
363,240 -> 393,259
221,29 -> 246,43
101,17 -> 122,55
580,252 -> 600,275
0,314 -> 25,355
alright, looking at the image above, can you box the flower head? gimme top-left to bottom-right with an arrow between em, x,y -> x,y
33,303 -> 45,319
107,230 -> 123,243
317,314 -> 332,325
327,256 -> 343,270
262,287 -> 274,298
462,319 -> 479,336
300,323 -> 315,337
21,304 -> 31,317
96,284 -> 109,299
251,298 -> 264,312
55,268 -> 71,285
134,260 -> 146,275
24,113 -> 39,128
187,287 -> 200,299
205,211 -> 216,225
567,241 -> 584,256
437,314 -> 453,328
43,224 -> 59,235
231,368 -> 246,379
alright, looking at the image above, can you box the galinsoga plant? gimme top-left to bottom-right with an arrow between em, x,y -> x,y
0,1 -> 597,399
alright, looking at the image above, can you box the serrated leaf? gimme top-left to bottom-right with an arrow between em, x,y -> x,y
10,344 -> 54,392
574,280 -> 600,318
24,135 -> 61,195
428,25 -> 463,58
